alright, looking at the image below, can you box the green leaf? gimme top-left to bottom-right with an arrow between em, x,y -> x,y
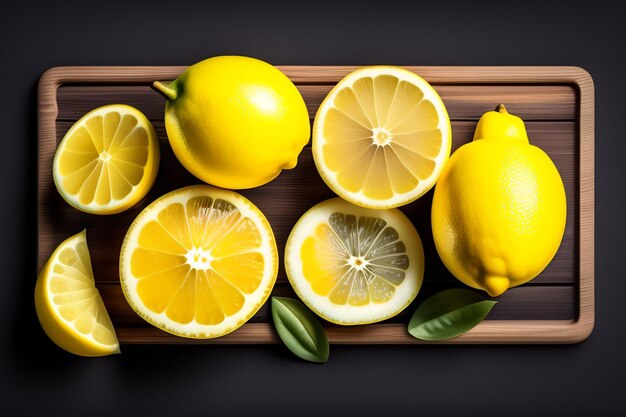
271,297 -> 329,363
407,289 -> 497,341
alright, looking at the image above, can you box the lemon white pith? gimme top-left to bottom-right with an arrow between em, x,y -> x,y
119,185 -> 278,338
285,198 -> 424,325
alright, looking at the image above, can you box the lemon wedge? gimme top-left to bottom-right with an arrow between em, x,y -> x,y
312,66 -> 451,209
285,198 -> 424,325
35,230 -> 120,356
119,185 -> 278,339
53,104 -> 160,214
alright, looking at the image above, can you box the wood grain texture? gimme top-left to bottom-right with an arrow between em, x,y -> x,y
114,320 -> 588,345
99,283 -> 577,329
38,66 -> 594,344
575,68 -> 595,343
55,84 -> 576,122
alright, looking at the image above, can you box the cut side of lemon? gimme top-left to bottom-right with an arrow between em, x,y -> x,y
119,185 -> 278,339
53,104 -> 160,214
313,66 -> 451,209
35,230 -> 120,356
285,198 -> 424,325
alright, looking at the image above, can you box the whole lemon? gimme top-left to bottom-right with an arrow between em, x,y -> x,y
153,56 -> 310,189
431,105 -> 566,297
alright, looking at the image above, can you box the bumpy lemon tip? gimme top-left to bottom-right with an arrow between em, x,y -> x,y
283,157 -> 298,170
472,103 -> 528,143
482,275 -> 510,297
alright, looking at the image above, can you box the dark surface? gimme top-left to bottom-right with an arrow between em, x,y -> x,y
1,0 -> 624,415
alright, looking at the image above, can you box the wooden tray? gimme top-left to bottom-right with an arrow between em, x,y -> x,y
38,66 -> 594,344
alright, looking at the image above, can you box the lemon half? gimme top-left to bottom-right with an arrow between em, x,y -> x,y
35,230 -> 120,356
285,198 -> 424,325
119,185 -> 278,338
313,66 -> 451,209
53,104 -> 160,214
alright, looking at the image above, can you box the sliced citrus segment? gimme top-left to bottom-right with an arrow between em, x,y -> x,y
119,185 -> 278,339
53,104 -> 160,214
35,230 -> 120,356
313,66 -> 451,209
285,198 -> 424,325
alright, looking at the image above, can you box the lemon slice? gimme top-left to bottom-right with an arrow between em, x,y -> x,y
35,230 -> 120,356
119,185 -> 278,339
53,104 -> 160,214
285,198 -> 424,325
313,66 -> 451,209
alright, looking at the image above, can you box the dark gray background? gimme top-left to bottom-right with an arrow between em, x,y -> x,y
1,0 -> 624,415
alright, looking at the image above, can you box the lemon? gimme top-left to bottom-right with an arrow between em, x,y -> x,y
119,185 -> 278,338
285,198 -> 424,325
35,230 -> 120,356
312,66 -> 451,209
431,105 -> 567,297
53,104 -> 160,214
153,56 -> 310,189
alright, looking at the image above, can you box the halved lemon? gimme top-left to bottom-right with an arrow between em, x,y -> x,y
285,198 -> 424,325
53,104 -> 160,214
119,185 -> 278,339
312,66 -> 451,209
35,230 -> 120,356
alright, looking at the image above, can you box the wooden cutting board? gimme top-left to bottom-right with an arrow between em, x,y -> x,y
37,66 -> 594,344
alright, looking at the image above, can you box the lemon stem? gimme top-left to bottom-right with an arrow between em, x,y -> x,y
153,81 -> 177,100
496,103 -> 508,114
